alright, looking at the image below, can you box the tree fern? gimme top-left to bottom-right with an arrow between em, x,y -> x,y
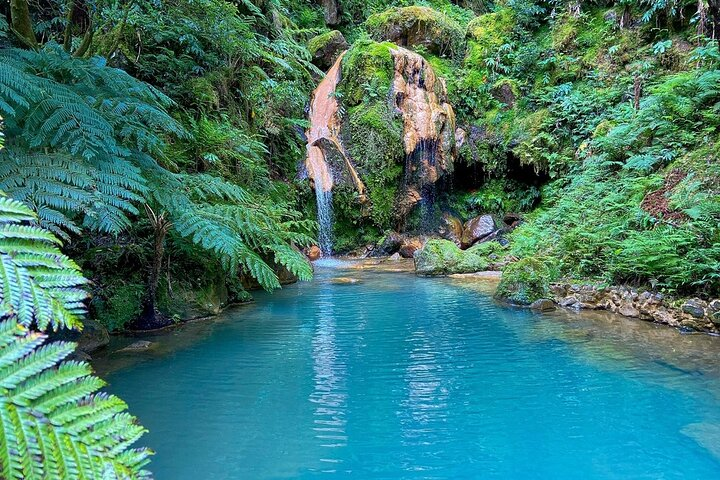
0,311 -> 151,479
0,193 -> 151,478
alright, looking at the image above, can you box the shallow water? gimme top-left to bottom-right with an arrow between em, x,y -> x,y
100,260 -> 720,479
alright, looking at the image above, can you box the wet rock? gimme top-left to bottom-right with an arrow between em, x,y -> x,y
682,299 -> 707,319
455,128 -> 466,149
306,245 -> 322,261
372,231 -> 403,257
389,252 -> 401,261
365,6 -> 463,55
77,318 -> 110,353
331,277 -> 361,285
308,30 -> 348,70
119,340 -> 155,352
399,237 -> 424,258
490,79 -> 517,109
530,299 -> 556,312
461,214 -> 496,248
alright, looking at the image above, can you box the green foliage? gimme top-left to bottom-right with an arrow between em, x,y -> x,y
496,257 -> 557,305
365,6 -> 465,57
460,179 -> 541,216
0,313 -> 152,479
0,196 -> 87,331
0,193 -> 150,477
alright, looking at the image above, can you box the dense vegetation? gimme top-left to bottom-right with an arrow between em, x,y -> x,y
2,0 -> 720,475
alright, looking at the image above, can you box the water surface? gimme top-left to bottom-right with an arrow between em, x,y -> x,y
100,260 -> 720,479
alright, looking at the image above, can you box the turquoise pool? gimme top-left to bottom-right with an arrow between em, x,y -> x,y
102,260 -> 720,479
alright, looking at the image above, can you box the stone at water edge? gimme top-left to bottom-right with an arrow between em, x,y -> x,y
461,214 -> 496,249
306,245 -> 322,261
530,299 -> 556,312
682,299 -> 707,319
399,237 -> 424,258
371,231 -> 403,257
77,318 -> 110,353
389,252 -> 402,261
331,277 -> 361,285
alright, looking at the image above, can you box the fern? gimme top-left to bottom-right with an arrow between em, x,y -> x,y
0,311 -> 152,479
0,196 -> 87,331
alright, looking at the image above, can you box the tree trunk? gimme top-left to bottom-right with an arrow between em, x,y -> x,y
10,0 -> 38,48
135,205 -> 173,330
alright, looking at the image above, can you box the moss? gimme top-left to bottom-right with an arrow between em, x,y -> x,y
94,282 -> 145,332
551,14 -> 579,52
339,40 -> 396,106
415,239 -> 504,275
495,257 -> 558,305
465,8 -> 515,60
365,6 -> 465,57
307,30 -> 344,56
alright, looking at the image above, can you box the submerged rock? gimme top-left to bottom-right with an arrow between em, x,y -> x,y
119,340 -> 155,352
331,277 -> 361,285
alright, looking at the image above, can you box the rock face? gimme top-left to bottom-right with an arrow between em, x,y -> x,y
399,237 -> 423,258
322,0 -> 340,25
551,284 -> 720,333
308,30 -> 348,70
305,52 -> 366,197
461,214 -> 496,248
440,212 -> 463,246
365,6 -> 463,55
391,47 -> 456,187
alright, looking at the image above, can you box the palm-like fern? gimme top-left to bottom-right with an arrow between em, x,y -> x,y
0,194 -> 151,478
0,196 -> 87,331
0,43 -> 314,290
0,44 -> 184,237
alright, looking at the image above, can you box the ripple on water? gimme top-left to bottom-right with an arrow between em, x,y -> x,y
99,261 -> 720,479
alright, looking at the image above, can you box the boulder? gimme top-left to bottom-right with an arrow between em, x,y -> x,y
306,245 -> 322,261
414,239 -> 492,276
372,231 -> 403,257
399,237 -> 424,258
308,30 -> 348,70
365,6 -> 463,56
682,299 -> 707,318
495,257 -> 554,305
77,318 -> 110,353
530,298 -> 556,312
389,252 -> 401,261
461,214 -> 496,248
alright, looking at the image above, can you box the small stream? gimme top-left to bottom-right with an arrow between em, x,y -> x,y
97,260 -> 720,479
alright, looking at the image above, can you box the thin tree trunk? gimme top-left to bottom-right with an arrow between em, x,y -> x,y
137,205 -> 172,330
10,0 -> 38,49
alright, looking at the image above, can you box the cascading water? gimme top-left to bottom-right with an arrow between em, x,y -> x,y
314,188 -> 334,256
305,52 -> 366,257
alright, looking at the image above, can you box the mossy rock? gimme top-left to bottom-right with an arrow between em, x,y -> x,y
339,40 -> 396,106
415,239 -> 501,276
307,30 -> 349,70
365,6 -> 464,57
495,257 -> 557,305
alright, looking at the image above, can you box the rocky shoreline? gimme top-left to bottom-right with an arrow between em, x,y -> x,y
549,284 -> 720,334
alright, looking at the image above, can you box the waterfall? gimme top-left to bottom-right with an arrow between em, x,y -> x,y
315,187 -> 334,256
